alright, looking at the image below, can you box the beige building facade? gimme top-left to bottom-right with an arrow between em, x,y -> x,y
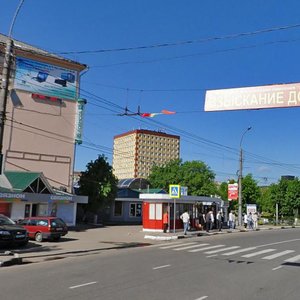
0,34 -> 87,192
113,129 -> 180,179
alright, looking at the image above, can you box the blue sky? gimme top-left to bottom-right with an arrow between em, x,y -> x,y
2,0 -> 300,185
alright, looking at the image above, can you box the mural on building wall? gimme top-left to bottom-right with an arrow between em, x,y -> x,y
14,57 -> 78,100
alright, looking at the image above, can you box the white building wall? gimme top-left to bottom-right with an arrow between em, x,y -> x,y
10,202 -> 26,221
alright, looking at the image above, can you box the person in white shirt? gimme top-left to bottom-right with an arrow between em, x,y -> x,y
243,213 -> 248,229
228,211 -> 235,229
252,212 -> 258,229
180,211 -> 190,235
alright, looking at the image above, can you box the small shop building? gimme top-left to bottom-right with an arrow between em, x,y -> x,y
0,171 -> 88,226
107,178 -> 166,224
140,193 -> 228,232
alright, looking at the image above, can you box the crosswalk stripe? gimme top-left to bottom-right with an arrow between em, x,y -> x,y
262,250 -> 295,260
284,254 -> 300,263
222,247 -> 257,255
189,245 -> 225,253
241,249 -> 276,258
160,242 -> 196,249
205,246 -> 240,254
173,243 -> 210,251
153,242 -> 183,248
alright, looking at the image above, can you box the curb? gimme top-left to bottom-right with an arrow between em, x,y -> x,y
2,226 -> 299,267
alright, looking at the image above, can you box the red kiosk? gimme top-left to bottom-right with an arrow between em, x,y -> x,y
140,193 -> 227,232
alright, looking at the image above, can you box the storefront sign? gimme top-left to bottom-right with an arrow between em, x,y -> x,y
0,193 -> 25,199
75,98 -> 87,144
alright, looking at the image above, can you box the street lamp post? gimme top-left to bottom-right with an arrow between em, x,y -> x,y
238,126 -> 252,226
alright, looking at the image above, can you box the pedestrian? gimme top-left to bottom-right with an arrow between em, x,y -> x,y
228,211 -> 235,229
243,213 -> 248,229
180,210 -> 190,235
247,212 -> 254,230
252,212 -> 258,230
216,211 -> 223,231
205,211 -> 213,232
163,210 -> 169,233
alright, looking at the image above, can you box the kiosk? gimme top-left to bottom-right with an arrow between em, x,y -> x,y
140,193 -> 227,232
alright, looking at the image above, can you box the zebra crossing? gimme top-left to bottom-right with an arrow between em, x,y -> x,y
156,241 -> 300,264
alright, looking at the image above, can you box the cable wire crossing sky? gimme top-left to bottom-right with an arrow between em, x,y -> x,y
2,0 -> 300,185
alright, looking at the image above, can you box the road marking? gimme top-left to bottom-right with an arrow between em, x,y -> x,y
152,241 -> 184,247
153,264 -> 171,270
206,254 -> 217,258
160,242 -> 196,249
262,250 -> 295,260
241,249 -> 276,258
272,266 -> 283,271
284,254 -> 300,263
256,238 -> 300,248
205,246 -> 240,254
69,282 -> 97,289
189,245 -> 225,253
195,296 -> 208,300
222,247 -> 257,255
173,243 -> 210,251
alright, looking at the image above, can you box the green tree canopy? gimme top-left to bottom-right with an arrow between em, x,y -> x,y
242,174 -> 261,208
148,159 -> 217,196
78,155 -> 118,214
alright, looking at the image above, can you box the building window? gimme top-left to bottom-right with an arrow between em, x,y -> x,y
114,201 -> 123,216
130,203 -> 142,217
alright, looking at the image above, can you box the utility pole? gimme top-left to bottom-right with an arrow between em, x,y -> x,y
0,38 -> 13,174
0,0 -> 25,174
238,126 -> 252,226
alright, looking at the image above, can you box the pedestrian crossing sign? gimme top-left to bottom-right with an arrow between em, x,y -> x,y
169,184 -> 181,198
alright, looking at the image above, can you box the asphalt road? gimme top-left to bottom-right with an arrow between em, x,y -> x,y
0,228 -> 299,300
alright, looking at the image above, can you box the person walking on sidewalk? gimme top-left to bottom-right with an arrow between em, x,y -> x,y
228,211 -> 235,229
205,211 -> 214,232
247,212 -> 254,230
252,212 -> 258,230
243,213 -> 248,229
163,211 -> 169,233
180,210 -> 190,235
216,211 -> 223,231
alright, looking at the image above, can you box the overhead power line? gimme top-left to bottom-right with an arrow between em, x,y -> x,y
57,23 -> 300,55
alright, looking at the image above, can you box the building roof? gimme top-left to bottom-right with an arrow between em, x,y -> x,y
0,33 -> 87,71
114,129 -> 180,140
117,178 -> 150,189
132,188 -> 167,194
4,171 -> 53,193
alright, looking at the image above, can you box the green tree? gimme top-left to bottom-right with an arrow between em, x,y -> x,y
78,155 -> 118,219
257,186 -> 274,214
284,179 -> 300,216
148,159 -> 217,196
242,174 -> 261,210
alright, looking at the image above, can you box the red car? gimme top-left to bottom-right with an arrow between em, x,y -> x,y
18,217 -> 68,242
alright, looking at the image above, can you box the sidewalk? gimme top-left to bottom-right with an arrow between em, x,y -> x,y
0,224 -> 298,267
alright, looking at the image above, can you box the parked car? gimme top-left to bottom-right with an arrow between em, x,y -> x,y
18,217 -> 68,242
0,214 -> 28,247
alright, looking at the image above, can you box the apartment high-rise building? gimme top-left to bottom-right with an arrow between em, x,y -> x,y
113,129 -> 180,179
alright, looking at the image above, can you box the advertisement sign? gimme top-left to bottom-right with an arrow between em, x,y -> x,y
75,98 -> 87,144
246,204 -> 257,215
205,82 -> 300,111
228,183 -> 238,200
14,57 -> 77,100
